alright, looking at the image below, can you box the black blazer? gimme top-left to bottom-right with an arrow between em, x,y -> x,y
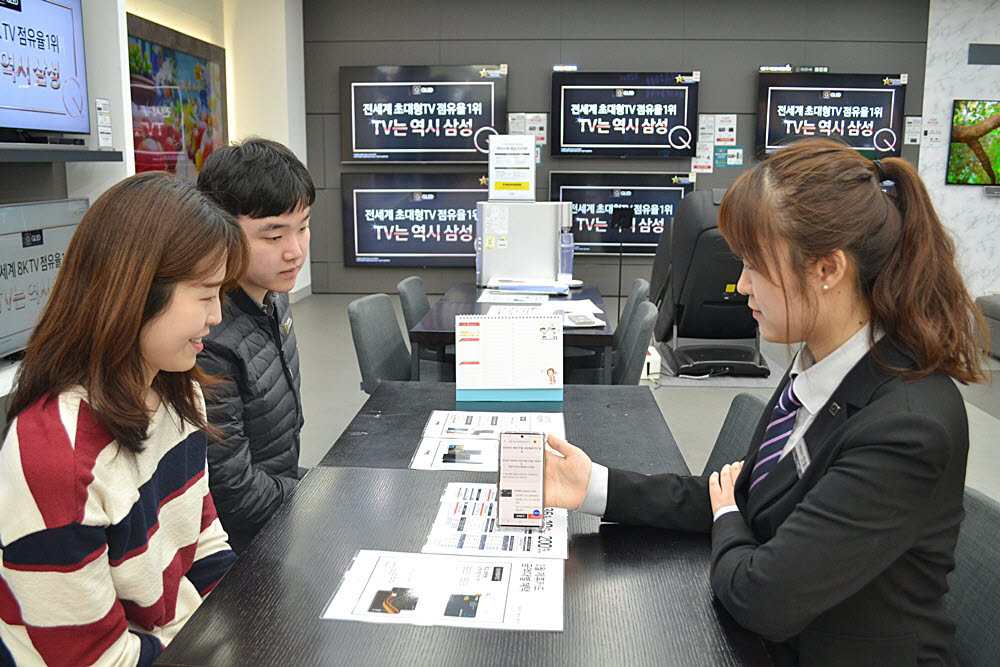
604,339 -> 967,666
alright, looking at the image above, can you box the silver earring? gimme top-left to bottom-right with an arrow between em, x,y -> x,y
822,285 -> 829,290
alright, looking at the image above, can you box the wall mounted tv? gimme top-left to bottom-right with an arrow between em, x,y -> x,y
550,71 -> 700,158
342,172 -> 487,267
755,72 -> 907,157
947,99 -> 1000,185
0,198 -> 88,359
339,64 -> 508,163
549,172 -> 695,255
0,0 -> 90,135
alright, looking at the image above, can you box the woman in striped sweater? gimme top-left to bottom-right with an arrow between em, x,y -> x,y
0,172 -> 248,666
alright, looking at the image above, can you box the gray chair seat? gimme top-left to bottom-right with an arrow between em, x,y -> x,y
702,393 -> 767,475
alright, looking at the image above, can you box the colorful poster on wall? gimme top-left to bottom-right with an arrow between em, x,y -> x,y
127,15 -> 227,178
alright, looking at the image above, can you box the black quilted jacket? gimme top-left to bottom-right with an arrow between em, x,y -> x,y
198,288 -> 303,553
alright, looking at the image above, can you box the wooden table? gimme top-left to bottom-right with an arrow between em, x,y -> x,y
410,283 -> 614,383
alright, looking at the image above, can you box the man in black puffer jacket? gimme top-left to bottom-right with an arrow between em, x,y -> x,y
196,138 -> 314,553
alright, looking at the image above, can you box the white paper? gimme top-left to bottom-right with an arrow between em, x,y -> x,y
525,113 -> 547,144
410,438 -> 499,471
478,291 -> 547,305
698,113 -> 716,143
715,113 -> 737,145
423,483 -> 568,559
534,299 -> 603,316
484,204 -> 510,235
456,314 -> 563,390
923,117 -> 944,146
904,116 -> 922,145
507,112 -> 527,134
692,141 -> 714,173
322,550 -> 563,631
488,305 -> 542,317
488,135 -> 536,201
421,410 -> 566,442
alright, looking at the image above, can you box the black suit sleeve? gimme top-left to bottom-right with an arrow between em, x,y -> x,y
709,411 -> 953,642
604,468 -> 713,534
199,345 -> 296,535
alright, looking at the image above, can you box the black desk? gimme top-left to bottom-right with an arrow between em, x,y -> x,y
319,381 -> 684,475
157,467 -> 769,667
410,283 -> 614,383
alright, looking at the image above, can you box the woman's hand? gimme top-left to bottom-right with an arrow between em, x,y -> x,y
544,434 -> 593,510
709,461 -> 744,514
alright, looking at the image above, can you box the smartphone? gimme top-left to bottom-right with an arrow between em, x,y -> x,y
567,314 -> 596,325
497,432 -> 545,528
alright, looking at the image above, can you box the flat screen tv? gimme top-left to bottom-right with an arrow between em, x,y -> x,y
0,198 -> 88,358
549,172 -> 695,255
339,65 -> 508,163
0,0 -> 90,134
947,99 -> 1000,185
551,71 -> 699,158
755,72 -> 906,157
342,172 -> 487,267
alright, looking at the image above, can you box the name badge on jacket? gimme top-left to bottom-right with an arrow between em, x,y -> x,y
793,437 -> 811,477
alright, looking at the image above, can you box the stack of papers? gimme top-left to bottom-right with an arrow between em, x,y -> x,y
477,291 -> 548,305
410,410 -> 566,472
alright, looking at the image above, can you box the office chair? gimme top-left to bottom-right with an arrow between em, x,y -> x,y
348,294 -> 412,394
946,486 -> 1000,665
701,393 -> 767,476
653,188 -> 769,377
566,301 -> 656,385
566,278 -> 649,369
397,276 -> 455,365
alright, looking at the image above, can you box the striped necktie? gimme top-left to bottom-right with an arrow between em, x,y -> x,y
749,376 -> 801,494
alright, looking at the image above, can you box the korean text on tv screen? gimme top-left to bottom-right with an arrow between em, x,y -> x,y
549,172 -> 695,255
339,65 -> 508,163
551,71 -> 700,158
342,172 -> 487,267
0,0 -> 89,134
755,72 -> 907,157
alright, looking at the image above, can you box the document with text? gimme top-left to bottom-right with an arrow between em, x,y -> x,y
322,550 -> 563,631
422,483 -> 568,559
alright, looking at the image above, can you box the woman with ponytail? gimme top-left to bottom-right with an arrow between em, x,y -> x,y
543,139 -> 986,665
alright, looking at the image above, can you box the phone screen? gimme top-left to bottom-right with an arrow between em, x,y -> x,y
498,432 -> 545,528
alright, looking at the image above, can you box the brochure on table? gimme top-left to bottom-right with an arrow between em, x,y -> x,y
477,291 -> 548,305
323,550 -> 563,631
412,410 -> 565,472
455,314 -> 563,402
422,483 -> 568,559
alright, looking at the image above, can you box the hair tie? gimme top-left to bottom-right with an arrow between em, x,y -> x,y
873,159 -> 889,183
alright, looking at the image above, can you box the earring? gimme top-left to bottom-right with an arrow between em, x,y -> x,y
822,285 -> 829,290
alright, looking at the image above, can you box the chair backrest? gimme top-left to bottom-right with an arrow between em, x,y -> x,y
702,393 -> 767,476
946,486 -> 1000,665
614,278 -> 650,351
649,218 -> 673,307
348,294 -> 411,394
671,188 -> 756,340
612,301 -> 656,385
397,276 -> 431,332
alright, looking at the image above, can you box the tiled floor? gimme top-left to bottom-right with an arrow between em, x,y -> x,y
292,293 -> 1000,502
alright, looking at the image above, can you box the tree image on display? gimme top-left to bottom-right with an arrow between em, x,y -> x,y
948,100 -> 1000,185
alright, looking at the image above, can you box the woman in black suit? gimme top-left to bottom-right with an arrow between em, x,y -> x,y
544,138 -> 987,666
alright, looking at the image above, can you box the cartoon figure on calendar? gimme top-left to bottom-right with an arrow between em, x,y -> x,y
540,326 -> 559,341
546,368 -> 557,384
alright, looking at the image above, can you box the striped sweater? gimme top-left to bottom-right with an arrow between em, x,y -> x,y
0,386 -> 236,666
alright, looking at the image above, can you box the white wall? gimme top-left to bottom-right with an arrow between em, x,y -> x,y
224,0 -> 311,299
125,0 -> 225,46
919,0 -> 1000,296
65,0 -> 131,202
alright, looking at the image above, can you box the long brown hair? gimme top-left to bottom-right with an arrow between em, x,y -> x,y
5,172 -> 248,452
719,138 -> 987,383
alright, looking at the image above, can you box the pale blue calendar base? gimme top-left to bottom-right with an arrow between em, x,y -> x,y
456,388 -> 564,402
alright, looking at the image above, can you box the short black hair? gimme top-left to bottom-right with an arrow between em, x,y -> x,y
197,137 -> 315,219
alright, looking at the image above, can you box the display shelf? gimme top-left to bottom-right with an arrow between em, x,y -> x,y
0,148 -> 123,163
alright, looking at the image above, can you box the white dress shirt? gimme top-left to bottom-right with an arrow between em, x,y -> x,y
578,323 -> 880,519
